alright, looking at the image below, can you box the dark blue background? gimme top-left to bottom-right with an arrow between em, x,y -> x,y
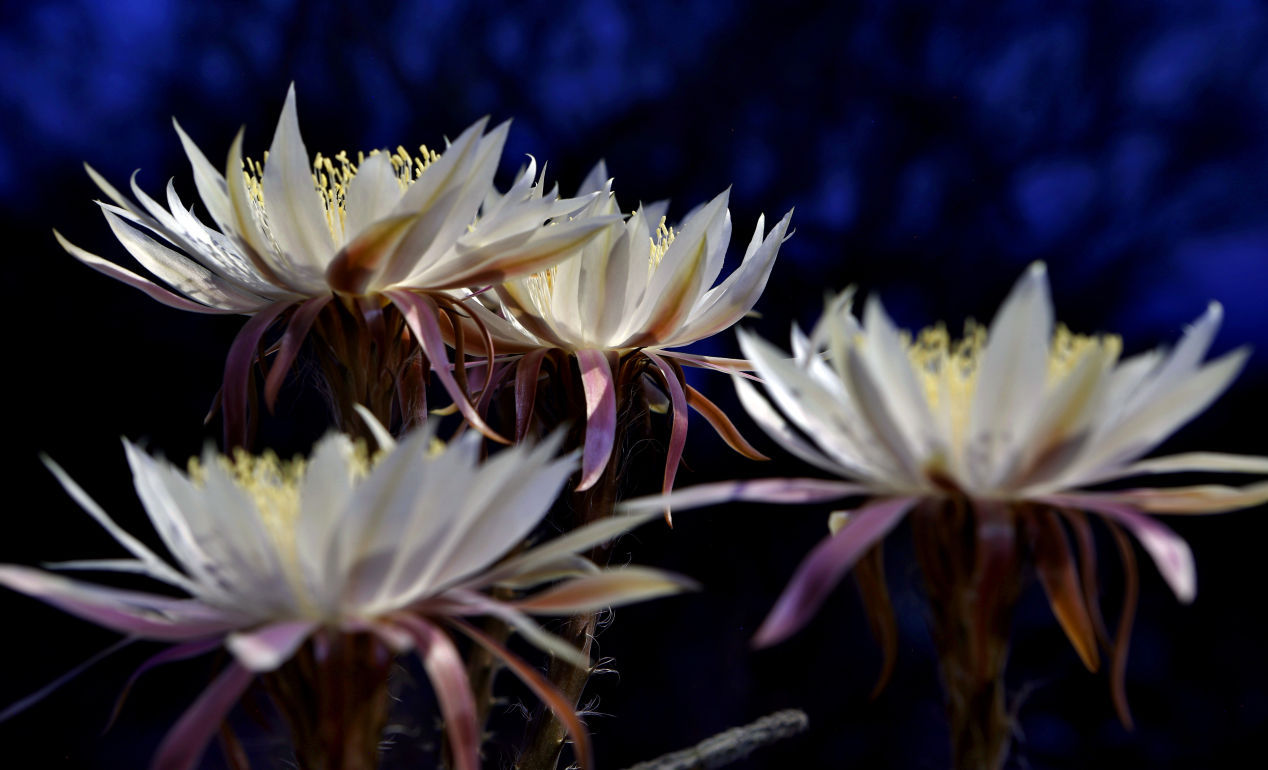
3,1 -> 1267,767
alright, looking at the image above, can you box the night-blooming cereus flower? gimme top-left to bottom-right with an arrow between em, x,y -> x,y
57,86 -> 616,444
623,263 -> 1268,720
458,162 -> 793,505
0,420 -> 690,770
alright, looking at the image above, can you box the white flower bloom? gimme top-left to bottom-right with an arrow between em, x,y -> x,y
1,420 -> 689,770
457,162 -> 793,495
623,263 -> 1268,664
57,86 -> 618,443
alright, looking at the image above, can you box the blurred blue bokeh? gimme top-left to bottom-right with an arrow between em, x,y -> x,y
3,1 -> 1266,768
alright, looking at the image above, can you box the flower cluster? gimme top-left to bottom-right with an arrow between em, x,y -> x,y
2,419 -> 688,769
6,85 -> 1267,770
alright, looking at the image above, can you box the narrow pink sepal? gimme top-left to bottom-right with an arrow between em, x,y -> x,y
107,637 -> 223,733
576,349 -> 616,491
473,361 -> 514,418
151,661 -> 253,770
451,618 -> 596,770
1038,494 -> 1197,603
753,497 -> 917,648
515,349 -> 549,442
389,290 -> 510,444
223,301 -> 291,447
645,352 -> 689,524
393,615 -> 481,770
263,295 -> 331,412
0,565 -> 237,641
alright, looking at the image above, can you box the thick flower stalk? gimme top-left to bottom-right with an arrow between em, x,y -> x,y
0,418 -> 691,770
57,86 -> 617,445
456,162 -> 793,504
622,263 -> 1268,768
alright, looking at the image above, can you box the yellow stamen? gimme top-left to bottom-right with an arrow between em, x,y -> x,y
241,144 -> 441,242
648,216 -> 677,271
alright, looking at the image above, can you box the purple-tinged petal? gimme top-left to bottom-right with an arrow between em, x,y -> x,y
151,662 -> 253,770
515,349 -> 549,442
575,349 -> 616,491
393,615 -> 480,770
389,290 -> 510,444
106,637 -> 223,732
0,637 -> 134,724
263,295 -> 331,412
1038,494 -> 1196,603
0,566 -> 239,641
618,477 -> 870,517
56,231 -> 238,314
225,620 -> 316,673
223,301 -> 292,448
451,618 -> 596,770
645,352 -> 689,523
753,497 -> 917,648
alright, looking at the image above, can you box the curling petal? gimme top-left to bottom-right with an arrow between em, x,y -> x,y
753,497 -> 917,648
151,662 -> 254,770
576,349 -> 617,491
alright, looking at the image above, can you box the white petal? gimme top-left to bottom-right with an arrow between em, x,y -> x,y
342,152 -> 406,243
261,85 -> 335,271
968,262 -> 1054,488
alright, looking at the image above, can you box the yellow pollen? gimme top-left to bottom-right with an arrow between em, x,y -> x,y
897,322 -> 1119,446
241,143 -> 441,242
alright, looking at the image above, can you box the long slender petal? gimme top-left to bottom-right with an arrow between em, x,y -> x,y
1038,495 -> 1196,603
40,455 -> 197,593
753,497 -> 917,648
0,637 -> 134,724
575,349 -> 617,491
222,301 -> 292,447
451,618 -> 596,770
393,615 -> 481,770
0,566 -> 238,641
389,290 -> 509,444
512,567 -> 698,615
1078,483 -> 1268,514
1030,509 -> 1100,671
686,384 -> 768,461
107,637 -> 224,732
646,351 -> 690,522
56,231 -> 237,314
151,662 -> 254,770
515,348 -> 549,441
263,295 -> 331,411
261,85 -> 333,272
617,477 -> 870,517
